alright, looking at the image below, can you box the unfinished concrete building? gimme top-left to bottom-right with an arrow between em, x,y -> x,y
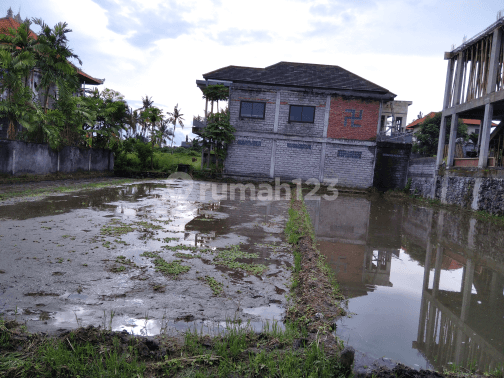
437,13 -> 504,169
379,100 -> 413,133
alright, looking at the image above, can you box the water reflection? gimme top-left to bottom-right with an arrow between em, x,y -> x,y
305,196 -> 504,372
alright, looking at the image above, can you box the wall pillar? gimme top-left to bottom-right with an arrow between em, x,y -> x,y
12,149 -> 16,175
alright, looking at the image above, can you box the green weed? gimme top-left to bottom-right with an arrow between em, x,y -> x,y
214,245 -> 268,275
205,276 -> 223,295
153,258 -> 190,277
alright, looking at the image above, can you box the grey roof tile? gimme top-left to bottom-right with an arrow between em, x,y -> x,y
203,62 -> 391,94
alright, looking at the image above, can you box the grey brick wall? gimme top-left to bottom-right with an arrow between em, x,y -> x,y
276,91 -> 327,138
224,84 -> 376,188
324,143 -> 376,188
274,140 -> 322,181
229,88 -> 277,134
225,136 -> 272,177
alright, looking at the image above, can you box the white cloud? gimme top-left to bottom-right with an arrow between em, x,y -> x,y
13,0 -> 504,145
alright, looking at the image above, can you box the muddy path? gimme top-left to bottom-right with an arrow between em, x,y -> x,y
0,179 -> 292,336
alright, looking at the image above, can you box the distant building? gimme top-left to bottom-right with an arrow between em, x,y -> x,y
0,8 -> 104,139
406,111 -> 497,137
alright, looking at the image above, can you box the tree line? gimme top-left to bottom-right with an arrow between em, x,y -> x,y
0,19 -> 185,151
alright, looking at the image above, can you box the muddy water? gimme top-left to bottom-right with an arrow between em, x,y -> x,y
0,180 -> 291,336
305,195 -> 504,372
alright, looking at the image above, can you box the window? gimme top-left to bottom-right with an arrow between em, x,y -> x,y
240,101 -> 265,119
475,128 -> 480,135
289,105 -> 315,123
395,117 -> 403,130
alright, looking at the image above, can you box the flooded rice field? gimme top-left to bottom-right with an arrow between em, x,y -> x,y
305,196 -> 504,373
0,180 -> 291,336
2,179 -> 504,374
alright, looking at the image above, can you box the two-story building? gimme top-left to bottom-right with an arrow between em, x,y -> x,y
196,62 -> 396,188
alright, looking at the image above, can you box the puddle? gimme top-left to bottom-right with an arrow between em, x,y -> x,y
306,196 -> 504,372
0,180 -> 291,337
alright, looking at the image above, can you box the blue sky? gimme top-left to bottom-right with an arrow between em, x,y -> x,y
1,0 -> 503,145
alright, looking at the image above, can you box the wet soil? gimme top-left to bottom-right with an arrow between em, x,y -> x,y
0,179 -> 292,336
0,176 -> 142,205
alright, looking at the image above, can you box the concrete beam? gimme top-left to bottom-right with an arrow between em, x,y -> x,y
443,85 -> 504,116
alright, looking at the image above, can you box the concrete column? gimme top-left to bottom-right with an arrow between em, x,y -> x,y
376,101 -> 383,135
319,95 -> 331,183
446,113 -> 459,167
417,238 -> 433,345
460,259 -> 474,321
436,116 -> 448,167
478,103 -> 494,168
269,140 -> 276,179
432,245 -> 443,297
436,59 -> 456,168
486,27 -> 503,95
323,95 -> 330,138
273,92 -> 281,133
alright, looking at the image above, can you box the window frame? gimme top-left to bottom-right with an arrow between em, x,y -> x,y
239,100 -> 266,120
288,105 -> 316,124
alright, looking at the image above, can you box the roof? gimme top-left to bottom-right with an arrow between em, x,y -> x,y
0,16 -> 103,86
406,111 -> 497,130
406,112 -> 437,129
73,64 -> 104,85
0,17 -> 38,39
203,61 -> 395,96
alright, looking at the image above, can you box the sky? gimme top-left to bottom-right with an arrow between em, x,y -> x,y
1,0 -> 503,145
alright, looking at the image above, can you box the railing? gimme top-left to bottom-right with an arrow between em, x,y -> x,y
376,131 -> 413,144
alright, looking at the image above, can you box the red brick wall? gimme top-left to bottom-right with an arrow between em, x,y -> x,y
327,96 -> 380,140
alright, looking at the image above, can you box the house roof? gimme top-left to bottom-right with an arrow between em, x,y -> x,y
0,15 -> 103,85
0,16 -> 38,39
406,112 -> 496,130
203,61 -> 395,97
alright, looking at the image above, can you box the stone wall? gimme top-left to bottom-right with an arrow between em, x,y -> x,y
0,140 -> 114,175
405,157 -> 504,216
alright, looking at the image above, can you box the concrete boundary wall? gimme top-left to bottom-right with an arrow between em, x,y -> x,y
0,140 -> 114,175
406,157 -> 504,216
407,157 -> 437,198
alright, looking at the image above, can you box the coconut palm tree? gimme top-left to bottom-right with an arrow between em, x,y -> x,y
31,18 -> 82,114
167,103 -> 184,152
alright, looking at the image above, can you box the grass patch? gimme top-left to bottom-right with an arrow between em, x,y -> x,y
140,251 -> 160,258
285,188 -> 345,334
204,276 -> 224,296
153,258 -> 190,277
174,252 -> 201,259
135,221 -> 164,230
214,245 -> 268,275
100,220 -> 135,237
162,237 -> 179,243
